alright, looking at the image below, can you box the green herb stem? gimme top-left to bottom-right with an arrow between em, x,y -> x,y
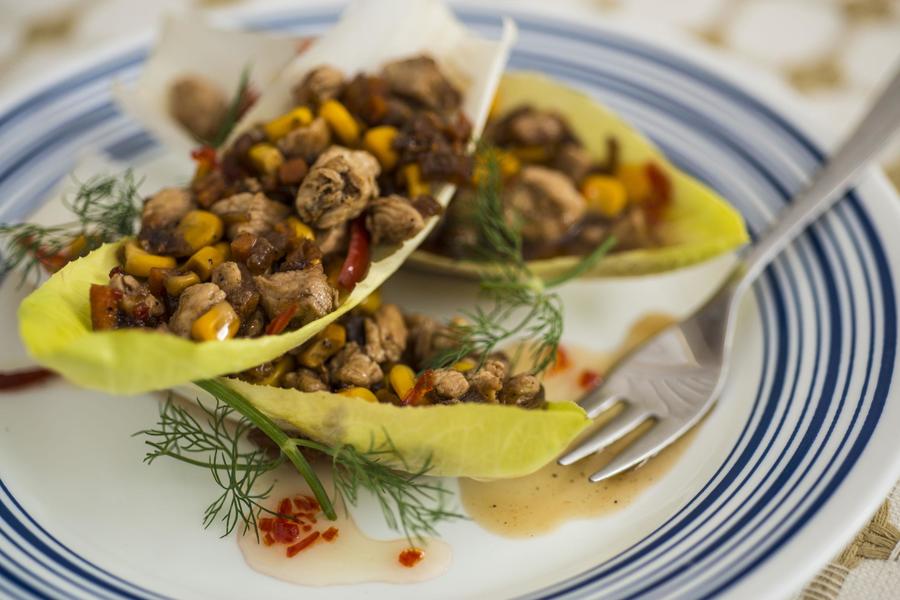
194,378 -> 337,520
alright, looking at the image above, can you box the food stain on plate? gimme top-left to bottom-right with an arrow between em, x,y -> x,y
238,467 -> 452,585
461,313 -> 697,537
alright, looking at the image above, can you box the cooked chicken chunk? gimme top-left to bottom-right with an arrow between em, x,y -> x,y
499,374 -> 545,409
315,223 -> 349,255
553,143 -> 594,184
210,192 -> 291,239
295,146 -> 380,228
169,283 -> 226,338
329,342 -> 383,388
211,261 -> 259,319
503,166 -> 586,242
292,65 -> 345,107
366,195 -> 425,245
464,358 -> 508,404
493,107 -> 569,147
430,368 -> 469,403
110,273 -> 165,321
141,188 -> 195,229
283,368 -> 329,392
254,264 -> 336,325
363,304 -> 407,363
381,56 -> 460,112
169,75 -> 228,142
277,117 -> 332,161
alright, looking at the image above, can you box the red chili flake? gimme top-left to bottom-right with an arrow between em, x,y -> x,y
277,498 -> 293,516
258,518 -> 274,532
263,533 -> 275,547
271,519 -> 300,544
550,346 -> 571,375
322,527 -> 339,542
190,146 -> 218,167
266,303 -> 299,335
402,370 -> 435,406
398,548 -> 424,568
286,531 -> 320,558
0,368 -> 56,392
579,370 -> 602,390
293,496 -> 320,513
302,524 -> 312,532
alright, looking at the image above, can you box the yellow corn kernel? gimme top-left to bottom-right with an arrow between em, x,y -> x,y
471,150 -> 520,185
191,302 -> 240,341
499,151 -> 521,178
248,143 -> 284,176
581,175 -> 628,218
389,364 -> 416,399
452,358 -> 476,373
358,289 -> 382,315
185,245 -> 225,280
124,241 -> 176,278
285,216 -> 315,241
363,126 -> 399,170
617,164 -> 651,204
177,210 -> 224,252
339,387 -> 378,403
402,164 -> 430,198
214,241 -> 231,261
510,145 -> 550,163
164,271 -> 200,296
298,323 -> 347,368
320,99 -> 360,145
257,356 -> 294,387
263,106 -> 313,141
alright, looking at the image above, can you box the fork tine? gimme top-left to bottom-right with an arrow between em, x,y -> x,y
558,405 -> 651,466
588,422 -> 679,482
577,389 -> 623,419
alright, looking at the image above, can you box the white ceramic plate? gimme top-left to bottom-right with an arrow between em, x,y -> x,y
2,2 -> 900,598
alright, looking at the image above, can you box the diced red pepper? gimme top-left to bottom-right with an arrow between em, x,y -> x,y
271,519 -> 300,544
89,284 -> 121,331
263,533 -> 275,546
579,370 -> 602,390
322,527 -> 339,542
402,370 -> 435,406
293,496 -> 320,513
258,517 -> 274,532
549,346 -> 571,375
337,218 -> 370,291
277,498 -> 293,516
265,303 -> 299,335
398,548 -> 424,568
286,531 -> 320,557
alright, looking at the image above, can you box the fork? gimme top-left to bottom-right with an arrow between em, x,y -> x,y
559,68 -> 900,482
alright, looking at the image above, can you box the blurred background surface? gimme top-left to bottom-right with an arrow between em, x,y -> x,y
0,0 -> 898,188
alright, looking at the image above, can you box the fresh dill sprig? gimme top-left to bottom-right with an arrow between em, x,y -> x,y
210,65 -> 252,148
137,381 -> 462,543
430,148 -> 617,374
0,171 -> 143,282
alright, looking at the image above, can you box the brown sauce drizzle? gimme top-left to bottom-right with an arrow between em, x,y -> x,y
0,368 -> 56,392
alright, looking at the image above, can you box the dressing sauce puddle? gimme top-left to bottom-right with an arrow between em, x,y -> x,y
461,314 -> 695,537
238,468 -> 451,585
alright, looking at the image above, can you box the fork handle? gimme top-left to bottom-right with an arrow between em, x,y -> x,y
738,68 -> 900,291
